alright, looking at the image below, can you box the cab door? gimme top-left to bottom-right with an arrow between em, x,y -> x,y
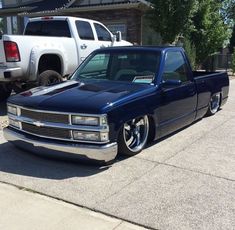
159,50 -> 197,137
75,20 -> 98,63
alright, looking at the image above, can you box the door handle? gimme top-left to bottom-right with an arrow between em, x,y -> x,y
81,44 -> 87,49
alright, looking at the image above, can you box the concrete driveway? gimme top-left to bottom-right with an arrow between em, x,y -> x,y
0,80 -> 234,230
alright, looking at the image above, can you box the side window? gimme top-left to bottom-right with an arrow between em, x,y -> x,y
163,51 -> 189,83
94,23 -> 112,41
76,21 -> 94,40
79,54 -> 110,76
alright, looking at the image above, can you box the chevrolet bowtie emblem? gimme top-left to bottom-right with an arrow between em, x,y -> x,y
33,121 -> 44,127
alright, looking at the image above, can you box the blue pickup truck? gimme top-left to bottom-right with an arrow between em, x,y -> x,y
3,46 -> 229,163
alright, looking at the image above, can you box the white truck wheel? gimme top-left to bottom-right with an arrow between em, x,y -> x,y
39,70 -> 63,86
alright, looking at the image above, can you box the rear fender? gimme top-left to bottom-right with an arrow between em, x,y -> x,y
28,46 -> 66,82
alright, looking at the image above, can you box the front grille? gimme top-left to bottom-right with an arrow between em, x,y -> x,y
8,104 -> 109,144
22,123 -> 71,140
21,109 -> 69,124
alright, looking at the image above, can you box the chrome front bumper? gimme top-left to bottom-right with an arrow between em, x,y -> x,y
3,127 -> 118,163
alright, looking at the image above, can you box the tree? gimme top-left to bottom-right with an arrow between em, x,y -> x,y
148,0 -> 197,44
229,25 -> 235,53
183,37 -> 196,70
147,0 -> 230,66
220,0 -> 235,21
226,0 -> 235,20
189,0 -> 229,65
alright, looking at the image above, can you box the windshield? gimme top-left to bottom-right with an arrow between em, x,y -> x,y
72,50 -> 161,84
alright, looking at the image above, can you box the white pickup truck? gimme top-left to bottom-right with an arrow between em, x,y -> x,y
0,16 -> 131,101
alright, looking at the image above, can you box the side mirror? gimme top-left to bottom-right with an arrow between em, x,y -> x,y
115,31 -> 122,42
162,79 -> 182,87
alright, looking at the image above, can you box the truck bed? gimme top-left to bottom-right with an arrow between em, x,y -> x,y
192,71 -> 229,119
193,71 -> 227,79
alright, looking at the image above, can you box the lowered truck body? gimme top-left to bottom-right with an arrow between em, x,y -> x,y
3,46 -> 229,164
0,16 -> 131,101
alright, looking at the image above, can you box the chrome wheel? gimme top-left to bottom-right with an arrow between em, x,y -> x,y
209,93 -> 221,114
123,116 -> 149,153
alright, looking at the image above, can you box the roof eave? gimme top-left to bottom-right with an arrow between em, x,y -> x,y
19,2 -> 150,17
63,2 -> 150,12
0,6 -> 36,16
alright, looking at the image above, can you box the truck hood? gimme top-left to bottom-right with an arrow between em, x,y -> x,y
8,80 -> 155,114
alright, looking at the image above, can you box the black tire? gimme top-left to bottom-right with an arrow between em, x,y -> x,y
38,70 -> 63,86
118,115 -> 149,156
0,84 -> 12,102
206,93 -> 221,116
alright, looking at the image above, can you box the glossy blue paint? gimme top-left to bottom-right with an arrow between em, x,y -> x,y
8,46 -> 229,144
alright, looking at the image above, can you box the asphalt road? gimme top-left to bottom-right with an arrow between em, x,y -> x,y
0,80 -> 234,230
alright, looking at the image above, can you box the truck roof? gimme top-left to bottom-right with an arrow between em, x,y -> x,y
29,16 -> 105,25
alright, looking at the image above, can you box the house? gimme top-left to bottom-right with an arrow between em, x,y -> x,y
0,0 -> 161,45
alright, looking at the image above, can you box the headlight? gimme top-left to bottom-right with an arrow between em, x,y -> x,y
71,115 -> 107,126
7,105 -> 17,115
73,130 -> 109,142
9,118 -> 21,129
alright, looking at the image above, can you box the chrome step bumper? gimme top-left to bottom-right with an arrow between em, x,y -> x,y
3,127 -> 118,163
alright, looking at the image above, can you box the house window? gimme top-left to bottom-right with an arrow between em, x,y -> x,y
106,23 -> 127,40
6,17 -> 12,34
6,16 -> 18,34
24,17 -> 29,27
21,0 -> 35,3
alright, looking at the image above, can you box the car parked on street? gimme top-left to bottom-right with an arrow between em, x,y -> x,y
3,46 -> 229,164
0,16 -> 131,101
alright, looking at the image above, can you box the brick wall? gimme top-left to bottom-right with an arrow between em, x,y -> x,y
70,9 -> 143,44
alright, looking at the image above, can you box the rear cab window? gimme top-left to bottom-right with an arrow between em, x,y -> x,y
76,21 -> 94,40
24,20 -> 71,37
163,51 -> 190,83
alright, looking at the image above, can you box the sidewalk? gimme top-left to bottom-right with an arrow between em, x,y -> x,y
0,182 -> 147,230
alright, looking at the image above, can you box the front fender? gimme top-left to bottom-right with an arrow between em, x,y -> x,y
107,103 -> 157,142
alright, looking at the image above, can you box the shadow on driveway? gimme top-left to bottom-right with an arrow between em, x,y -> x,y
0,108 -> 218,181
0,141 -> 114,180
0,117 -> 212,181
